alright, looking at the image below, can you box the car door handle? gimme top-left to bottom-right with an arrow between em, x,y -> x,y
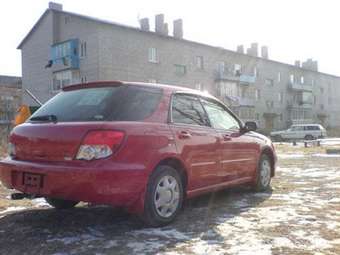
178,131 -> 192,139
223,134 -> 232,141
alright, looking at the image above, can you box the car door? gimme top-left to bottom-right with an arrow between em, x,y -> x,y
286,126 -> 300,140
200,97 -> 258,182
169,93 -> 221,191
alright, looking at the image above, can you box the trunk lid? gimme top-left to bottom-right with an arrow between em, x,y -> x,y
10,122 -> 105,162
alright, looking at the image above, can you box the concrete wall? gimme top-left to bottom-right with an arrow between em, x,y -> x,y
21,12 -> 53,106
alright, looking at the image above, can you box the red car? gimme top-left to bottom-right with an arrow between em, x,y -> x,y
0,81 -> 276,226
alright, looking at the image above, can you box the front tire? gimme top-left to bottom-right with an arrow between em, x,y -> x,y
45,197 -> 78,209
253,154 -> 272,192
142,165 -> 184,227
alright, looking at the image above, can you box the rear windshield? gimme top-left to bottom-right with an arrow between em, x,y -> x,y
29,85 -> 163,122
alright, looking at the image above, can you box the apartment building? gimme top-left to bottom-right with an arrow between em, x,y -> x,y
17,2 -> 340,131
0,75 -> 22,126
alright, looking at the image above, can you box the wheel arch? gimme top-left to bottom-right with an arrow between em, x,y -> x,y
154,157 -> 189,192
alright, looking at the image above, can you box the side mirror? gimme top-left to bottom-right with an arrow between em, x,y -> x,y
243,121 -> 257,132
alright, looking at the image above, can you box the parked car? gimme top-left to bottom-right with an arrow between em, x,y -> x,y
0,81 -> 277,226
270,124 -> 327,141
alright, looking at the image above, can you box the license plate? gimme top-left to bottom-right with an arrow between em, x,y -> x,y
23,173 -> 44,188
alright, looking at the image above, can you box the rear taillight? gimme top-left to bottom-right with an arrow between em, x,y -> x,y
76,130 -> 125,161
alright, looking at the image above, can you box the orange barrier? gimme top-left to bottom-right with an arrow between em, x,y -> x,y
13,105 -> 31,126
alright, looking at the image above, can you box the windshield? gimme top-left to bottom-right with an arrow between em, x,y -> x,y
29,85 -> 162,122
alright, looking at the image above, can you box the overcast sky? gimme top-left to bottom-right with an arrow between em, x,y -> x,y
1,0 -> 340,76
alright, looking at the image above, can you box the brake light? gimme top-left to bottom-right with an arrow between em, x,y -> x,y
76,130 -> 125,161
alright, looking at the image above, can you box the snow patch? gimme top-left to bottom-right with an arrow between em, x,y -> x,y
32,198 -> 51,208
0,206 -> 27,214
278,154 -> 305,159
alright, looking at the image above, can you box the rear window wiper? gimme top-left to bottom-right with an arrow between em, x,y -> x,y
30,114 -> 58,123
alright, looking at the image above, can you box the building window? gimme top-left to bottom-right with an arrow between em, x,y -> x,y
300,76 -> 304,84
174,64 -> 186,75
81,76 -> 87,83
265,79 -> 274,86
312,79 -> 315,86
278,72 -> 281,82
196,56 -> 204,69
195,83 -> 204,91
290,74 -> 294,83
255,113 -> 260,121
279,114 -> 283,122
266,100 -> 274,108
148,47 -> 158,63
328,97 -> 332,105
320,87 -> 324,94
80,41 -> 87,58
218,61 -> 226,73
278,92 -> 283,103
255,89 -> 261,101
52,70 -> 79,92
234,64 -> 241,75
148,79 -> 157,83
253,67 -> 258,77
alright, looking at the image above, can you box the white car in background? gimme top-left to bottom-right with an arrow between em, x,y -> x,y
270,124 -> 327,141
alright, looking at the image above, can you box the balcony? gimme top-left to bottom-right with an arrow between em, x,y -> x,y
288,81 -> 313,92
49,39 -> 80,72
225,95 -> 255,107
287,102 -> 313,109
239,74 -> 256,84
216,70 -> 256,85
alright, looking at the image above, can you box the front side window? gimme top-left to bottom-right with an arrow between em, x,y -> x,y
171,94 -> 208,126
201,98 -> 240,130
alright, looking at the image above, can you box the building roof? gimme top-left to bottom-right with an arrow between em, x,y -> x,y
17,7 -> 340,79
0,75 -> 22,89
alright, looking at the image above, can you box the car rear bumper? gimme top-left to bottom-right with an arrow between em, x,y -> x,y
0,157 -> 148,212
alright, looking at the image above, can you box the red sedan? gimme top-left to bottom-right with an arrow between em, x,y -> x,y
0,81 -> 276,226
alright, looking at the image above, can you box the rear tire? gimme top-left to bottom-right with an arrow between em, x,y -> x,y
305,135 -> 314,140
253,154 -> 272,192
142,165 -> 184,227
273,135 -> 283,142
45,197 -> 78,209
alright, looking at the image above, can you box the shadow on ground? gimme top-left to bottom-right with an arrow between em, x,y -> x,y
0,187 -> 272,255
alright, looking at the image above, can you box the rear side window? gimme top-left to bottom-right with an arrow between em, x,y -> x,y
29,85 -> 162,122
171,94 -> 208,126
305,126 -> 320,131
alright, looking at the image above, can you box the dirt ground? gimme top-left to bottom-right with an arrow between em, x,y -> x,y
0,141 -> 340,255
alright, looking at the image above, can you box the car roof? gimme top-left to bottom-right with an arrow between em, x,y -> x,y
63,80 -> 218,100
